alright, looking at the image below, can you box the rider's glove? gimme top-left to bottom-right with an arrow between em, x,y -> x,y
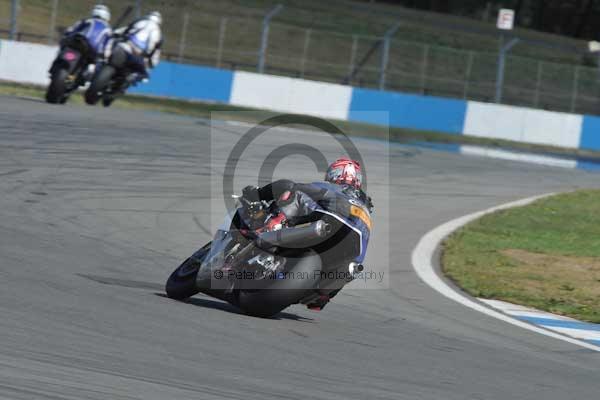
240,186 -> 265,224
367,196 -> 374,213
242,185 -> 260,203
264,212 -> 287,232
306,294 -> 330,311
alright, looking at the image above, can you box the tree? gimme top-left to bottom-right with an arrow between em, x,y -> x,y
365,0 -> 600,39
514,0 -> 525,24
574,0 -> 596,37
430,0 -> 451,13
533,0 -> 548,30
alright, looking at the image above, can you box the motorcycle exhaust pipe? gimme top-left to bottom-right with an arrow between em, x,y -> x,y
348,262 -> 364,275
256,220 -> 331,249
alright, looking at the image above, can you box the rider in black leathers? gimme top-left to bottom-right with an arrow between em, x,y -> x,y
241,158 -> 373,311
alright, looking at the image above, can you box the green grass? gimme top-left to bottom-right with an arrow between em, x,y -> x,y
443,190 -> 600,323
3,80 -> 600,161
0,0 -> 596,114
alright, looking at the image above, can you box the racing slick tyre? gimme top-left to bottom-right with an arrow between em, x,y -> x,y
85,65 -> 115,105
45,68 -> 68,104
165,243 -> 211,300
166,257 -> 202,300
102,95 -> 115,108
237,251 -> 322,318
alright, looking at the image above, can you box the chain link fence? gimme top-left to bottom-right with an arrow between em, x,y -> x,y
1,0 -> 599,115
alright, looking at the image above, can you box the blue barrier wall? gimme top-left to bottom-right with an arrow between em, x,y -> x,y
579,115 -> 600,151
3,39 -> 597,153
348,88 -> 467,134
129,62 -> 233,103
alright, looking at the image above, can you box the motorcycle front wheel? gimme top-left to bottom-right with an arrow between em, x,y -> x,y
166,256 -> 203,300
166,243 -> 212,300
45,68 -> 68,104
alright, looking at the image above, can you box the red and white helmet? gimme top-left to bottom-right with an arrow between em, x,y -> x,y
325,158 -> 362,189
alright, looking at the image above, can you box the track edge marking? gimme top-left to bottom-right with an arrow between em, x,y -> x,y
411,193 -> 600,352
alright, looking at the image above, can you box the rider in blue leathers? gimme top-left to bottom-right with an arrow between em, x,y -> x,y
61,4 -> 112,80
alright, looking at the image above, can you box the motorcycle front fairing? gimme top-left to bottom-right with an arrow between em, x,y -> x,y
195,209 -> 284,291
193,212 -> 235,288
194,195 -> 367,296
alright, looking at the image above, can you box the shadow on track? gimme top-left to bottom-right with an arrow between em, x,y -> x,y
12,95 -> 46,104
154,293 -> 313,322
78,273 -> 164,291
79,273 -> 313,321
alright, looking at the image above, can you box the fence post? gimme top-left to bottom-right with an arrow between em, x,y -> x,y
48,0 -> 59,44
379,37 -> 390,90
257,4 -> 284,73
347,35 -> 358,82
420,44 -> 429,94
533,61 -> 543,107
216,17 -> 228,68
135,0 -> 142,19
463,50 -> 474,99
495,36 -> 520,103
178,11 -> 190,63
379,22 -> 401,90
9,0 -> 19,40
570,66 -> 579,113
299,28 -> 311,78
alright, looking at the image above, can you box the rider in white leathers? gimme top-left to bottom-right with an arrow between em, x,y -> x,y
109,11 -> 163,80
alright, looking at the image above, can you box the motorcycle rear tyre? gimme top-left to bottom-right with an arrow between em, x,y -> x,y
238,251 -> 322,318
45,68 -> 68,104
85,65 -> 115,105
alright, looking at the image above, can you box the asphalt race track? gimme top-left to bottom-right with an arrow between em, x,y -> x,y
1,95 -> 599,400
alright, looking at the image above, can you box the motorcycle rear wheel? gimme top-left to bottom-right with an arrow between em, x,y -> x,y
102,96 -> 115,108
85,65 -> 115,105
237,251 -> 322,318
45,68 -> 68,104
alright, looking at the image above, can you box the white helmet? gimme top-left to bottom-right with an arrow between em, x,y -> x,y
147,11 -> 162,26
91,4 -> 111,22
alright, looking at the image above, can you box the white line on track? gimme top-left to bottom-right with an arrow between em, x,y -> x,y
411,193 -> 600,352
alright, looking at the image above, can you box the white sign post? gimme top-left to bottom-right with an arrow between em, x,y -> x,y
497,9 -> 515,30
495,9 -> 517,103
589,41 -> 600,53
588,41 -> 600,83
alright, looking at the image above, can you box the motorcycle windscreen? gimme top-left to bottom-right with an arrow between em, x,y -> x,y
198,212 -> 236,273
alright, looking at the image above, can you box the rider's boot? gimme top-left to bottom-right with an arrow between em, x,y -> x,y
306,294 -> 330,311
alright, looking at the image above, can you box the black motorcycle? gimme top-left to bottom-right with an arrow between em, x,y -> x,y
84,40 -> 143,107
46,35 -> 94,104
165,191 -> 366,318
